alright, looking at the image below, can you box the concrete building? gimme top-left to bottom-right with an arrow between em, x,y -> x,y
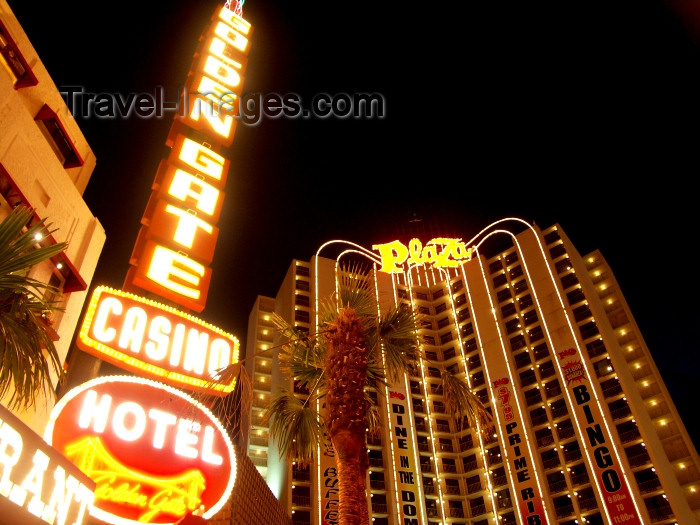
0,0 -> 106,434
244,219 -> 700,525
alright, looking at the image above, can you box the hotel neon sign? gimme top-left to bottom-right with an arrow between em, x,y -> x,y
44,376 -> 236,525
372,238 -> 476,273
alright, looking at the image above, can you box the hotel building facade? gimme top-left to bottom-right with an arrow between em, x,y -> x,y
244,219 -> 700,525
0,0 -> 106,434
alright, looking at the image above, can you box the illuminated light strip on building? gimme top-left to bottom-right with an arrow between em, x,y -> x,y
516,223 -> 646,523
395,270 -> 429,525
405,264 -> 448,522
439,262 -> 500,522
472,234 -> 552,524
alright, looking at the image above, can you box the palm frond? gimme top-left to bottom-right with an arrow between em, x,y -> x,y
272,312 -> 326,391
364,389 -> 381,436
262,389 -> 324,464
0,206 -> 67,410
0,206 -> 65,281
335,262 -> 376,316
442,370 -> 494,434
369,305 -> 420,384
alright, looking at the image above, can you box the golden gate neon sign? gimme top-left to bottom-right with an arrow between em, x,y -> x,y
124,5 -> 252,312
372,238 -> 476,273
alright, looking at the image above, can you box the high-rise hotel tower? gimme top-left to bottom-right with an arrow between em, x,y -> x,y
243,218 -> 699,525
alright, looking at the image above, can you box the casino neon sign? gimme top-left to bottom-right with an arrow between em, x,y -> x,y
76,286 -> 239,395
44,376 -> 236,525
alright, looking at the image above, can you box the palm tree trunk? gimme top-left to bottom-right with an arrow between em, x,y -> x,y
326,307 -> 369,525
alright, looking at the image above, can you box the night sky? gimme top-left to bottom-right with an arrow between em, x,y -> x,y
8,1 -> 700,445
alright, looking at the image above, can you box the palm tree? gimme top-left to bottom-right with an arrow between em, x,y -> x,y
0,205 -> 67,411
262,262 -> 493,525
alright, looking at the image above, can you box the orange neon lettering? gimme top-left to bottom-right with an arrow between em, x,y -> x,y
207,37 -> 246,74
163,204 -> 214,249
167,169 -> 221,217
146,246 -> 205,300
202,55 -> 242,91
177,138 -> 226,181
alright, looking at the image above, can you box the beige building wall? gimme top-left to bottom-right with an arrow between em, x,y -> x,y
0,0 -> 106,434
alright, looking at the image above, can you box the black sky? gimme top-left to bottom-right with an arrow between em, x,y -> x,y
8,1 -> 700,445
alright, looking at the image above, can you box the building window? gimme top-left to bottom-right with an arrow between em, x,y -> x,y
560,272 -> 579,289
509,265 -> 523,279
34,105 -> 84,168
549,243 -> 567,258
544,229 -> 561,245
512,279 -> 528,294
294,309 -> 310,324
505,318 -> 521,335
497,288 -> 512,303
515,295 -> 531,310
519,368 -> 537,387
492,273 -> 508,287
464,337 -> 478,353
294,294 -> 309,307
440,331 -> 453,344
514,351 -> 531,369
460,323 -> 473,338
295,264 -> 309,277
0,20 -> 37,88
522,309 -> 538,326
510,334 -> 526,352
555,257 -> 572,274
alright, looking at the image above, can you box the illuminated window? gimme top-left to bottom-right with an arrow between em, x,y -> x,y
543,229 -> 561,244
294,294 -> 310,307
549,243 -> 567,258
294,309 -> 309,324
509,264 -> 523,279
0,20 -> 37,88
34,105 -> 84,168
